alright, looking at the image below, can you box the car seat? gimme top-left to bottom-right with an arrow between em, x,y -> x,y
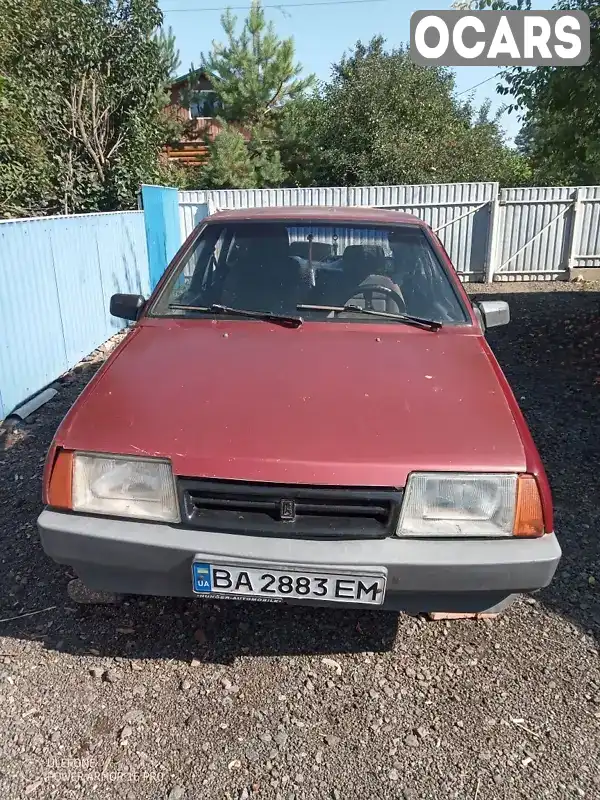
311,245 -> 405,313
220,231 -> 312,312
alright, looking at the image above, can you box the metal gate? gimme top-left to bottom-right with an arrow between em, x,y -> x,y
492,186 -> 600,281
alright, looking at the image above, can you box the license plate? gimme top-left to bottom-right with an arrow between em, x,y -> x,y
192,562 -> 386,606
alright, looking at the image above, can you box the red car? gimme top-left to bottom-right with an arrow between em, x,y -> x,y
38,207 -> 561,614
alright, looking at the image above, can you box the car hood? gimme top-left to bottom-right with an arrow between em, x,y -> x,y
58,319 -> 525,486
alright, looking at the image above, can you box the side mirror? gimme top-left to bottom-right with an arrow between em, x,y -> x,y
110,293 -> 146,322
474,300 -> 509,330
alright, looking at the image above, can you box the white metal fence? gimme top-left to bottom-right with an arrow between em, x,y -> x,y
178,182 -> 600,282
492,185 -> 600,280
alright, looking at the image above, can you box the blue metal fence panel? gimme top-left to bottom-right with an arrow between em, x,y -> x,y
0,211 -> 149,418
141,184 -> 181,289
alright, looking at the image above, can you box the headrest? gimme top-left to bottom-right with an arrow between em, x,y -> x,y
343,245 -> 368,263
290,241 -> 333,261
237,227 -> 290,264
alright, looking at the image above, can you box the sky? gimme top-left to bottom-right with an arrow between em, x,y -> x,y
159,0 -> 555,142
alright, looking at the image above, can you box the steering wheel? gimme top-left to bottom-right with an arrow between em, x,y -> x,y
347,282 -> 406,313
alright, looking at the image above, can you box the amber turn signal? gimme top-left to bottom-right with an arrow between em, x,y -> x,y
47,449 -> 74,510
513,474 -> 545,537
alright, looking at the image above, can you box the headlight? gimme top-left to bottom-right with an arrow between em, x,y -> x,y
72,453 -> 179,523
397,473 -> 518,537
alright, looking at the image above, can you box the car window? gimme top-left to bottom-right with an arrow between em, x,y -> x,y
151,221 -> 469,324
168,226 -> 227,304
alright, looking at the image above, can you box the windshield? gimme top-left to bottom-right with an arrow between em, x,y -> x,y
151,221 -> 469,324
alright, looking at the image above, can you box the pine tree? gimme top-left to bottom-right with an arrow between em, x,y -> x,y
248,128 -> 286,187
187,0 -> 314,190
200,125 -> 257,189
155,26 -> 181,80
199,0 -> 314,129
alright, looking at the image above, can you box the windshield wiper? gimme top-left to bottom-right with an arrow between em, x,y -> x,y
168,303 -> 303,329
297,304 -> 442,331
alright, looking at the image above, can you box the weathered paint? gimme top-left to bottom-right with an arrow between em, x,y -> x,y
54,318 -> 528,487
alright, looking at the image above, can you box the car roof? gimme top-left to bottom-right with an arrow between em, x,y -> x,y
207,205 -> 427,227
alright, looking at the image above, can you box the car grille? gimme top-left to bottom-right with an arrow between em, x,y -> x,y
178,479 -> 403,539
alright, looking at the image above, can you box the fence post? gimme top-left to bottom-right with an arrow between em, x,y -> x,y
484,183 -> 501,283
566,187 -> 582,276
140,184 -> 181,290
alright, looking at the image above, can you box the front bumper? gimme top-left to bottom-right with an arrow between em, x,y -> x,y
38,509 -> 561,613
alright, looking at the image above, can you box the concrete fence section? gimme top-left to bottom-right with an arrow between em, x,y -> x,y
0,211 -> 150,419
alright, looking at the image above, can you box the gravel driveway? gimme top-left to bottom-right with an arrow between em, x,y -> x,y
1,282 -> 599,800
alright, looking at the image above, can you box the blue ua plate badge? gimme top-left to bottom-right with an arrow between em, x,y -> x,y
192,563 -> 212,593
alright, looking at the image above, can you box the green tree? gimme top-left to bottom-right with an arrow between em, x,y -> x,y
471,0 -> 600,184
198,0 -> 314,128
0,0 -> 177,216
199,124 -> 257,189
0,10 -> 54,217
277,96 -> 329,187
248,133 -> 286,187
155,25 -> 181,80
185,0 -> 313,190
280,37 -> 528,187
0,78 -> 53,218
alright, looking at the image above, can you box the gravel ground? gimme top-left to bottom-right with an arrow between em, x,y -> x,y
1,281 -> 599,800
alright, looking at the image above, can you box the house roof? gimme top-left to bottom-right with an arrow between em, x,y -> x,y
170,70 -> 211,89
